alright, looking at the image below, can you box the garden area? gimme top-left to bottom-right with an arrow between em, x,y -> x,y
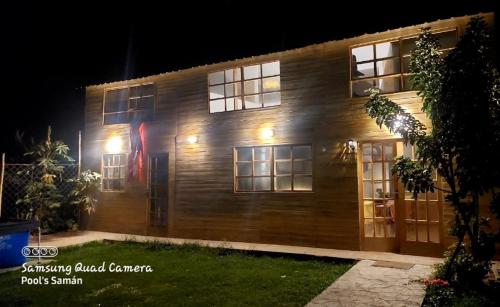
0,240 -> 351,306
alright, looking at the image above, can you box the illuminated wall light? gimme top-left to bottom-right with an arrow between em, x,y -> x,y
105,136 -> 123,154
346,138 -> 357,152
187,135 -> 199,144
261,128 -> 274,139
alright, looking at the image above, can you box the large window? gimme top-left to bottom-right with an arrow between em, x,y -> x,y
103,83 -> 155,125
209,61 -> 281,113
350,29 -> 457,97
234,144 -> 312,192
102,154 -> 127,191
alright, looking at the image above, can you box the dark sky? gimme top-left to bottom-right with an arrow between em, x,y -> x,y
0,0 -> 497,161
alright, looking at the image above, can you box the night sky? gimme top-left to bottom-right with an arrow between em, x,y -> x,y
0,0 -> 497,161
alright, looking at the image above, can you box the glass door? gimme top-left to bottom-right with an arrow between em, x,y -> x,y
359,141 -> 398,252
398,143 -> 443,256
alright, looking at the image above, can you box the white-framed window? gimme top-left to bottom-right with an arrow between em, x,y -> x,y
350,29 -> 457,97
209,61 -> 281,113
103,83 -> 155,125
234,144 -> 312,192
102,154 -> 127,191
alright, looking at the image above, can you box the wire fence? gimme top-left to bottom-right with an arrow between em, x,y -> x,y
0,163 -> 79,219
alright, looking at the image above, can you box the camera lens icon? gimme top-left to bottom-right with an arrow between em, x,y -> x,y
21,246 -> 58,258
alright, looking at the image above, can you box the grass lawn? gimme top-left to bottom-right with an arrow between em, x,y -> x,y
0,240 -> 351,307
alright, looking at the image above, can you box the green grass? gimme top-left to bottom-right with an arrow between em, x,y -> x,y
0,240 -> 351,307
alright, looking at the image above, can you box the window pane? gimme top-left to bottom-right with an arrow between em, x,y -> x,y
374,181 -> 383,198
235,97 -> 243,110
403,143 -> 413,159
352,79 -> 375,97
105,89 -> 128,113
141,84 -> 155,96
362,143 -> 372,162
244,79 -> 261,95
236,148 -> 252,161
406,222 -> 416,241
293,160 -> 312,175
237,178 -> 252,191
401,37 -> 417,56
236,163 -> 252,176
225,68 -> 241,82
293,176 -> 312,191
384,162 -> 393,180
209,99 -> 225,113
384,144 -> 394,161
262,61 -> 280,77
263,92 -> 281,107
429,224 -> 440,243
275,176 -> 291,191
275,161 -> 292,175
353,62 -> 375,79
244,95 -> 262,109
352,45 -> 374,62
364,200 -> 374,218
373,163 -> 383,180
376,58 -> 400,76
262,76 -> 280,92
417,224 -> 428,242
274,146 -> 291,160
293,146 -> 311,159
209,85 -> 225,99
254,147 -> 271,160
375,41 -> 399,58
225,98 -> 235,111
129,86 -> 141,98
373,144 -> 382,161
428,203 -> 439,221
364,219 -> 374,237
243,65 -> 261,79
376,76 -> 401,94
254,177 -> 271,191
363,163 -> 372,179
209,71 -> 224,85
254,161 -> 270,176
225,83 -> 235,97
363,181 -> 373,198
137,96 -> 154,110
436,30 -> 457,49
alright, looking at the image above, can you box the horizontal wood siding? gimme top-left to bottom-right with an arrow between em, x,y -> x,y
82,13 -> 496,253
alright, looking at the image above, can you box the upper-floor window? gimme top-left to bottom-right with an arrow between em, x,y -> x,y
103,83 -> 155,125
350,29 -> 457,97
234,144 -> 312,192
208,61 -> 281,113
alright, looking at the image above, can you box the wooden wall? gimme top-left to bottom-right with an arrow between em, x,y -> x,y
82,13 -> 495,253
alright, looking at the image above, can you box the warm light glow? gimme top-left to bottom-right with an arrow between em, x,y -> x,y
105,136 -> 123,154
187,135 -> 199,144
347,138 -> 357,152
392,115 -> 404,130
261,128 -> 274,139
263,80 -> 280,90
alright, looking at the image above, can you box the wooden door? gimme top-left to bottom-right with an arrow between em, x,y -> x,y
147,153 -> 169,235
359,141 -> 399,252
397,143 -> 444,256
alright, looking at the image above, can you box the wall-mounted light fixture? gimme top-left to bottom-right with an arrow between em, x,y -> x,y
261,128 -> 274,139
187,135 -> 199,144
346,138 -> 357,152
105,136 -> 123,154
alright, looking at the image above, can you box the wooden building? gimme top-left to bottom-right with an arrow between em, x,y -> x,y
82,13 -> 495,257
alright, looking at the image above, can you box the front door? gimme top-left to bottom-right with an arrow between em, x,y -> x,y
358,140 -> 444,255
147,153 -> 168,235
359,141 -> 398,252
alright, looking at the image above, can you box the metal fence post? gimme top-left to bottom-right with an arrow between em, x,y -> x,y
78,130 -> 82,178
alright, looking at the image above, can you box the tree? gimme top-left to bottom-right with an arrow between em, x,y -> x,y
16,126 -> 74,231
364,17 -> 500,285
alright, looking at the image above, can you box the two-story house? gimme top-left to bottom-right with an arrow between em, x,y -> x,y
82,13 -> 495,257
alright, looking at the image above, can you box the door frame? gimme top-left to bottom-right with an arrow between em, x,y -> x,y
146,152 -> 169,236
357,139 -> 400,252
357,139 -> 445,256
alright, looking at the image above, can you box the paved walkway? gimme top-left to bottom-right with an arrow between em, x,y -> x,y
307,260 -> 432,307
29,230 -> 442,266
